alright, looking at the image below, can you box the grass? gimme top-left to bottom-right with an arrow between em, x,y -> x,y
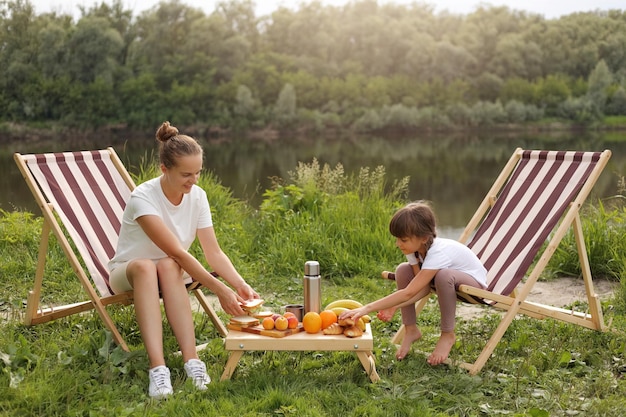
603,115 -> 626,129
1,161 -> 625,416
548,177 -> 626,293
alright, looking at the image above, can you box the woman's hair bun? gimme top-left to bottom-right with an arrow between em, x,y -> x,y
156,121 -> 179,142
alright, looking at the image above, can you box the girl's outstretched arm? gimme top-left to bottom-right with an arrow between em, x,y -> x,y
339,269 -> 438,322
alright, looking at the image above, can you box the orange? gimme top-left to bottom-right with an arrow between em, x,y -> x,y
319,310 -> 338,329
302,311 -> 322,334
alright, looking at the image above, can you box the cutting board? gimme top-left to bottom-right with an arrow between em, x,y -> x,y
227,323 -> 304,338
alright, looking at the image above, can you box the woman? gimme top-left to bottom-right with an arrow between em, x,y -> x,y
108,121 -> 259,398
340,201 -> 487,365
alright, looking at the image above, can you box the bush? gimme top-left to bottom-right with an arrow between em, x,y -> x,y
380,104 -> 420,130
504,100 -> 545,123
557,96 -> 600,122
606,86 -> 626,116
445,102 -> 473,127
353,109 -> 384,132
549,197 -> 626,281
253,159 -> 409,282
415,106 -> 452,129
504,99 -> 528,123
469,100 -> 507,126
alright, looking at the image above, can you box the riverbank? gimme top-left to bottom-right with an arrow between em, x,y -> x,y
3,117 -> 626,145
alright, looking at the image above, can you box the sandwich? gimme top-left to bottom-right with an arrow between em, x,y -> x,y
239,298 -> 265,315
229,315 -> 260,327
251,310 -> 273,319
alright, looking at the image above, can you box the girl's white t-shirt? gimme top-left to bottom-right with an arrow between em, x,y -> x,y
420,237 -> 488,288
108,177 -> 213,272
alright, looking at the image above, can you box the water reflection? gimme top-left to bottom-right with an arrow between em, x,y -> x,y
2,132 -> 624,229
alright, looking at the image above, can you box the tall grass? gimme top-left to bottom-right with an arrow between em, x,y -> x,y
548,175 -> 626,310
255,160 -> 409,274
1,161 -> 625,416
549,198 -> 626,280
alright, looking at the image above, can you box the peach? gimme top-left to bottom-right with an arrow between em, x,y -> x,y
274,316 -> 289,331
262,317 -> 275,330
287,316 -> 298,329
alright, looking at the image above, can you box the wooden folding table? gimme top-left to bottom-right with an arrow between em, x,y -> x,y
220,324 -> 380,382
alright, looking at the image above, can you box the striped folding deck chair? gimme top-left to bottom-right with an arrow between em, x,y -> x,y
391,148 -> 611,375
14,147 -> 228,352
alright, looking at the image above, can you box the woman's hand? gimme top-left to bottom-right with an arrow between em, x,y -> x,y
236,282 -> 259,301
216,288 -> 246,316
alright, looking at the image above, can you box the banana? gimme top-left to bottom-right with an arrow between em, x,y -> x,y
325,299 -> 363,310
356,317 -> 366,332
329,307 -> 349,317
361,314 -> 371,323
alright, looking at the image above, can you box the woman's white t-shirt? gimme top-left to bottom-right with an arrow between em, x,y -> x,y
108,177 -> 213,272
420,237 -> 488,288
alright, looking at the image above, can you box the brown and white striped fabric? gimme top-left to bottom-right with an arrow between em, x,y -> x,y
23,150 -> 131,297
468,150 -> 603,297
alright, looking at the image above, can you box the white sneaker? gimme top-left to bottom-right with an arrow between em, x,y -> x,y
184,359 -> 211,390
148,365 -> 173,399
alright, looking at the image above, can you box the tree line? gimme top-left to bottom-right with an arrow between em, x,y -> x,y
1,0 -> 625,134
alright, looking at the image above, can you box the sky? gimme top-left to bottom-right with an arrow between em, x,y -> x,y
29,0 -> 626,21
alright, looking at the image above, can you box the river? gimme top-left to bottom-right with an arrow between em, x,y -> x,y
1,130 -> 624,233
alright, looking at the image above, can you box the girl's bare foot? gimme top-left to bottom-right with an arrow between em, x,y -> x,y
396,325 -> 422,360
376,307 -> 396,322
427,332 -> 456,366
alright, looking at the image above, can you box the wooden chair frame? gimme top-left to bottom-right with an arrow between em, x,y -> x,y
392,148 -> 611,375
14,148 -> 227,352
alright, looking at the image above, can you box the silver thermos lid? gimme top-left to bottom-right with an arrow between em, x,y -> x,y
304,260 -> 320,276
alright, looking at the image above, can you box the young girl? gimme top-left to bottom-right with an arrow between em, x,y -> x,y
340,201 -> 487,365
108,121 -> 259,398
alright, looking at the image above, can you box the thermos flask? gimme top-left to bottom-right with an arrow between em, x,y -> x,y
303,260 -> 321,314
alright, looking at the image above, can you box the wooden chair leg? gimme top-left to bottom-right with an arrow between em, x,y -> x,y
193,289 -> 228,336
24,221 -> 51,325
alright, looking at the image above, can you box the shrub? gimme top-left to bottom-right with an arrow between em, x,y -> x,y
253,159 -> 409,281
557,96 -> 600,122
380,104 -> 420,130
549,196 -> 626,281
606,86 -> 626,116
415,106 -> 452,129
353,109 -> 384,132
504,99 -> 528,123
445,102 -> 473,127
469,100 -> 507,126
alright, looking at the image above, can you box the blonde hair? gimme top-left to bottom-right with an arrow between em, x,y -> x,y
389,201 -> 437,248
155,121 -> 203,169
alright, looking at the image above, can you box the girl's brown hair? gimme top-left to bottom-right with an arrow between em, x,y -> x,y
155,121 -> 203,169
389,201 -> 437,248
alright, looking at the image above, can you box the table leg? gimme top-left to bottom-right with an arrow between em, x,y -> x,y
356,351 -> 380,382
220,351 -> 244,381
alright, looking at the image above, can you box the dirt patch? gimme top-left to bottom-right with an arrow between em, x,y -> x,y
457,277 -> 619,320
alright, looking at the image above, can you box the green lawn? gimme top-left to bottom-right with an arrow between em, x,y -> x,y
1,161 -> 625,416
